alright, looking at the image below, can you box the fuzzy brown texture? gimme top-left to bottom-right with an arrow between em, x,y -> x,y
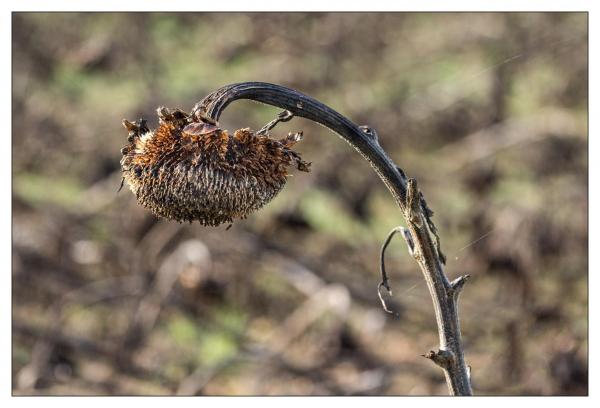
120,109 -> 310,226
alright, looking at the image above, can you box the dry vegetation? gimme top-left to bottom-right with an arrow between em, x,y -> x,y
12,12 -> 587,395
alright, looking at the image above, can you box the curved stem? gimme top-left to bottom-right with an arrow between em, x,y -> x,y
193,82 -> 408,207
193,82 -> 472,395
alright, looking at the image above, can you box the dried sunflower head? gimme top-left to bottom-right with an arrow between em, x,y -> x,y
120,107 -> 310,226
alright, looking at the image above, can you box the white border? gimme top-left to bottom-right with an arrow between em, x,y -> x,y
2,1 -> 595,407
2,0 -> 594,12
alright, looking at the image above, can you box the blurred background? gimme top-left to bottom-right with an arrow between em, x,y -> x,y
12,13 -> 587,395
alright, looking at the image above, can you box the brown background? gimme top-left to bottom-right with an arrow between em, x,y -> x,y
12,12 -> 588,395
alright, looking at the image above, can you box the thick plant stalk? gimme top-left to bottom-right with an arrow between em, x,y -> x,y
192,82 -> 473,395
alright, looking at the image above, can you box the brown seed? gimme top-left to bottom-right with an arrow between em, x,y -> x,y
122,119 -> 137,132
182,122 -> 220,136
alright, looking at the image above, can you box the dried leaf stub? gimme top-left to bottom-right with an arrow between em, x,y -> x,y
120,107 -> 310,226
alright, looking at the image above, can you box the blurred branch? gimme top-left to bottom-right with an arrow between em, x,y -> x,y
13,321 -> 178,392
243,229 -> 401,311
192,82 -> 473,395
14,275 -> 148,391
438,108 -> 583,173
119,240 -> 211,353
